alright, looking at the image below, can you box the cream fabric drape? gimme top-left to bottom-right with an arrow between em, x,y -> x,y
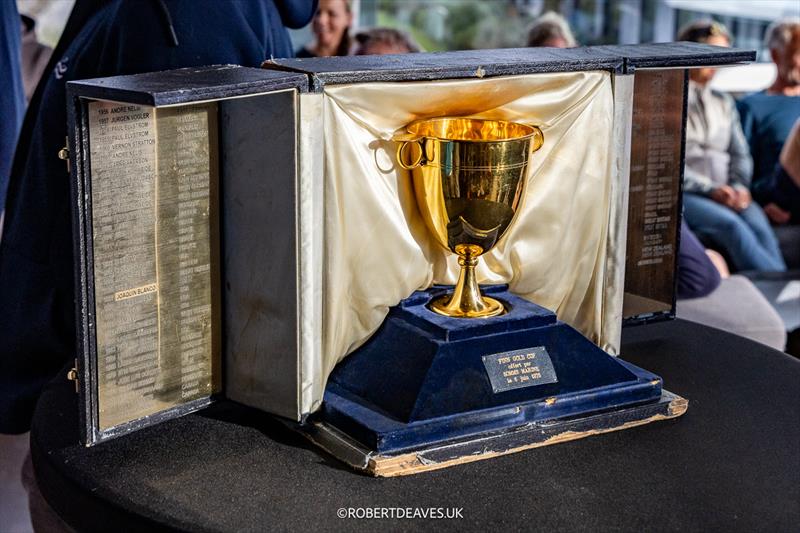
319,72 -> 616,383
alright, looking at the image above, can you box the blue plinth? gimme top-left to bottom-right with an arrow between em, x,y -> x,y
319,287 -> 662,455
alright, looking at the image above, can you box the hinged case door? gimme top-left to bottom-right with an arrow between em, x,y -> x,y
621,67 -> 688,325
67,66 -> 309,445
605,43 -> 755,326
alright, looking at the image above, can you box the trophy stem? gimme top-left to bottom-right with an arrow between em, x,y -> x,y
429,251 -> 504,318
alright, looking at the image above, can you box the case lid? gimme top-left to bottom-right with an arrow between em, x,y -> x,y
592,42 -> 755,70
264,42 -> 754,89
68,64 -> 309,106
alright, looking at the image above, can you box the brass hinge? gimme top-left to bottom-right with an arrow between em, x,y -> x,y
66,359 -> 79,394
58,136 -> 70,173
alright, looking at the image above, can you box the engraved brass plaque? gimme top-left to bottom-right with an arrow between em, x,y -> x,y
482,347 -> 557,393
623,69 -> 685,319
88,100 -> 220,431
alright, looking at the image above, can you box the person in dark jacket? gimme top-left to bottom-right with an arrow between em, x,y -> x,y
0,0 -> 26,221
0,0 -> 316,435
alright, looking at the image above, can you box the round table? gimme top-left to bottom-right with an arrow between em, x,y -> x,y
31,319 -> 800,532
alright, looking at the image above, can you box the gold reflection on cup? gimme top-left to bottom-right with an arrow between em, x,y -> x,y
394,117 -> 544,318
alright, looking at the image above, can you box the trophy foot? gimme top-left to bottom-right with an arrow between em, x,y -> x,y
429,246 -> 505,318
429,294 -> 504,318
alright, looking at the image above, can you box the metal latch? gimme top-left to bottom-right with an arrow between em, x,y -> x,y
58,136 -> 70,173
66,359 -> 79,393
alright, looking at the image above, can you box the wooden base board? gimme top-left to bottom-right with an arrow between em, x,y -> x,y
298,391 -> 687,477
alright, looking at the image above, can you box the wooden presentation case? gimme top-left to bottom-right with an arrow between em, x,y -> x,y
65,43 -> 753,446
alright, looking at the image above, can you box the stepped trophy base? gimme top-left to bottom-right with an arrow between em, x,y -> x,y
297,287 -> 687,477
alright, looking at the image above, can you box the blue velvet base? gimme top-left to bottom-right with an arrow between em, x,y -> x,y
319,287 -> 662,454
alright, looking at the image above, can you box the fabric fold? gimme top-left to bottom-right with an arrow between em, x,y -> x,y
318,71 -> 617,383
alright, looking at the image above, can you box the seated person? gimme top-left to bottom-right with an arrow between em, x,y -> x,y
677,222 -> 787,352
354,28 -> 419,55
677,220 -> 723,299
677,20 -> 785,272
764,118 -> 800,223
737,18 -> 800,223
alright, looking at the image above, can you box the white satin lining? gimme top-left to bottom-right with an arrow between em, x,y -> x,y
317,71 -> 618,388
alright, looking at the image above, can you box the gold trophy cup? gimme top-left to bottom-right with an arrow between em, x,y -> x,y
395,117 -> 544,318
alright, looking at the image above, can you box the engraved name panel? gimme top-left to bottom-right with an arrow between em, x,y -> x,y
623,69 -> 685,319
88,100 -> 219,431
482,347 -> 557,393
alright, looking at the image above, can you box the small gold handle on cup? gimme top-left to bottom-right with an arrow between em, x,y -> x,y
394,133 -> 425,170
530,125 -> 544,152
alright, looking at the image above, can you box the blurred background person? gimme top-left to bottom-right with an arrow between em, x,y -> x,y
772,118 -> 800,354
526,11 -> 577,48
738,18 -> 800,225
20,12 -> 53,103
354,27 -> 419,55
296,0 -> 352,57
0,0 -> 25,239
769,118 -> 800,222
678,20 -> 785,272
284,1 -> 797,55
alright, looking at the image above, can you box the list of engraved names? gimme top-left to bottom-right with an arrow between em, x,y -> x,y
88,100 -> 216,430
624,70 -> 683,309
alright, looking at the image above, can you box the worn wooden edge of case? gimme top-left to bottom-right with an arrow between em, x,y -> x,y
65,67 -> 308,446
295,390 -> 687,477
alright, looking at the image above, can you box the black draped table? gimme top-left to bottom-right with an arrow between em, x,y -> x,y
31,319 -> 800,532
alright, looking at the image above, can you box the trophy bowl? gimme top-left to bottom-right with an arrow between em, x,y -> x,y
394,117 -> 544,318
